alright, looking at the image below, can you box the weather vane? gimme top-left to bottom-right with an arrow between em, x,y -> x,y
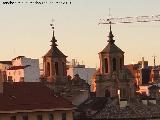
50,19 -> 55,30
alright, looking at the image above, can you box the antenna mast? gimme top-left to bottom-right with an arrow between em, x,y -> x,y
152,55 -> 157,67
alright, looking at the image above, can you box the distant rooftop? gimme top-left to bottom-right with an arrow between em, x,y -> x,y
12,56 -> 25,60
7,65 -> 30,70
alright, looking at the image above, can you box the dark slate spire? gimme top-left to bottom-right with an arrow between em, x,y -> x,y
100,21 -> 124,54
50,25 -> 58,47
107,22 -> 115,44
43,22 -> 67,58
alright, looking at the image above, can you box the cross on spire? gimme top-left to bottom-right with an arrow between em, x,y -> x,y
106,9 -> 115,44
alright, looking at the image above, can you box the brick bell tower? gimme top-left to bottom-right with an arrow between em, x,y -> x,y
96,23 -> 125,97
99,24 -> 124,75
43,24 -> 67,83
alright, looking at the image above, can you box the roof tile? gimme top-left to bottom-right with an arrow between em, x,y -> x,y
0,82 -> 74,112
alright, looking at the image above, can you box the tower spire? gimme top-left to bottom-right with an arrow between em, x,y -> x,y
109,21 -> 112,32
50,19 -> 57,47
107,21 -> 115,44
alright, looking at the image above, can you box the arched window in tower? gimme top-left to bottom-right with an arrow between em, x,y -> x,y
113,58 -> 116,71
120,58 -> 122,70
47,62 -> 50,76
104,58 -> 108,73
55,62 -> 59,75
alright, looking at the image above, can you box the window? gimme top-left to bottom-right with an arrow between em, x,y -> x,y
120,88 -> 127,99
105,89 -> 110,97
113,58 -> 116,71
10,116 -> 16,120
120,88 -> 122,98
14,71 -> 16,75
62,113 -> 66,120
104,58 -> 108,73
47,62 -> 50,76
18,71 -> 21,75
37,115 -> 42,120
22,116 -> 28,120
8,76 -> 12,81
49,114 -> 54,120
20,77 -> 24,82
123,89 -> 126,98
55,62 -> 59,75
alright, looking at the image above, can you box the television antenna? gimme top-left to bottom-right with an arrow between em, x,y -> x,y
152,55 -> 157,67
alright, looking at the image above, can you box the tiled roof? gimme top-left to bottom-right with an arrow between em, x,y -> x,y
7,65 -> 30,70
93,102 -> 160,119
44,47 -> 67,58
78,97 -> 109,111
149,85 -> 160,90
0,61 -> 12,65
0,82 -> 74,112
100,43 -> 124,54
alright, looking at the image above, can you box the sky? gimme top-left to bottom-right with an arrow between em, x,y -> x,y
0,0 -> 160,68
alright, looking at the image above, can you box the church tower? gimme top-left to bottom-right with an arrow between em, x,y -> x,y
96,24 -> 126,97
43,25 -> 67,83
99,24 -> 124,75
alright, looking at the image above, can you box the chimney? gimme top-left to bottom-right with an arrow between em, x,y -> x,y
142,57 -> 144,69
0,81 -> 3,94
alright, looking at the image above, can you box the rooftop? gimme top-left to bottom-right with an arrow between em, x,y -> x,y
100,43 -> 124,54
0,82 -> 75,113
99,24 -> 124,54
12,56 -> 25,60
93,102 -> 160,119
7,65 -> 30,70
44,47 -> 67,58
0,61 -> 12,65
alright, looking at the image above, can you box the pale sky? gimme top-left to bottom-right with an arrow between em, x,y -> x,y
0,0 -> 160,67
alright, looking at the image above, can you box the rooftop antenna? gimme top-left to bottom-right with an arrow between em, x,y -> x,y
152,55 -> 157,67
142,57 -> 144,69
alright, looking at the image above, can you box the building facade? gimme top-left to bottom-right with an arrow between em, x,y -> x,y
6,56 -> 40,82
0,61 -> 12,82
125,57 -> 160,95
67,60 -> 96,85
